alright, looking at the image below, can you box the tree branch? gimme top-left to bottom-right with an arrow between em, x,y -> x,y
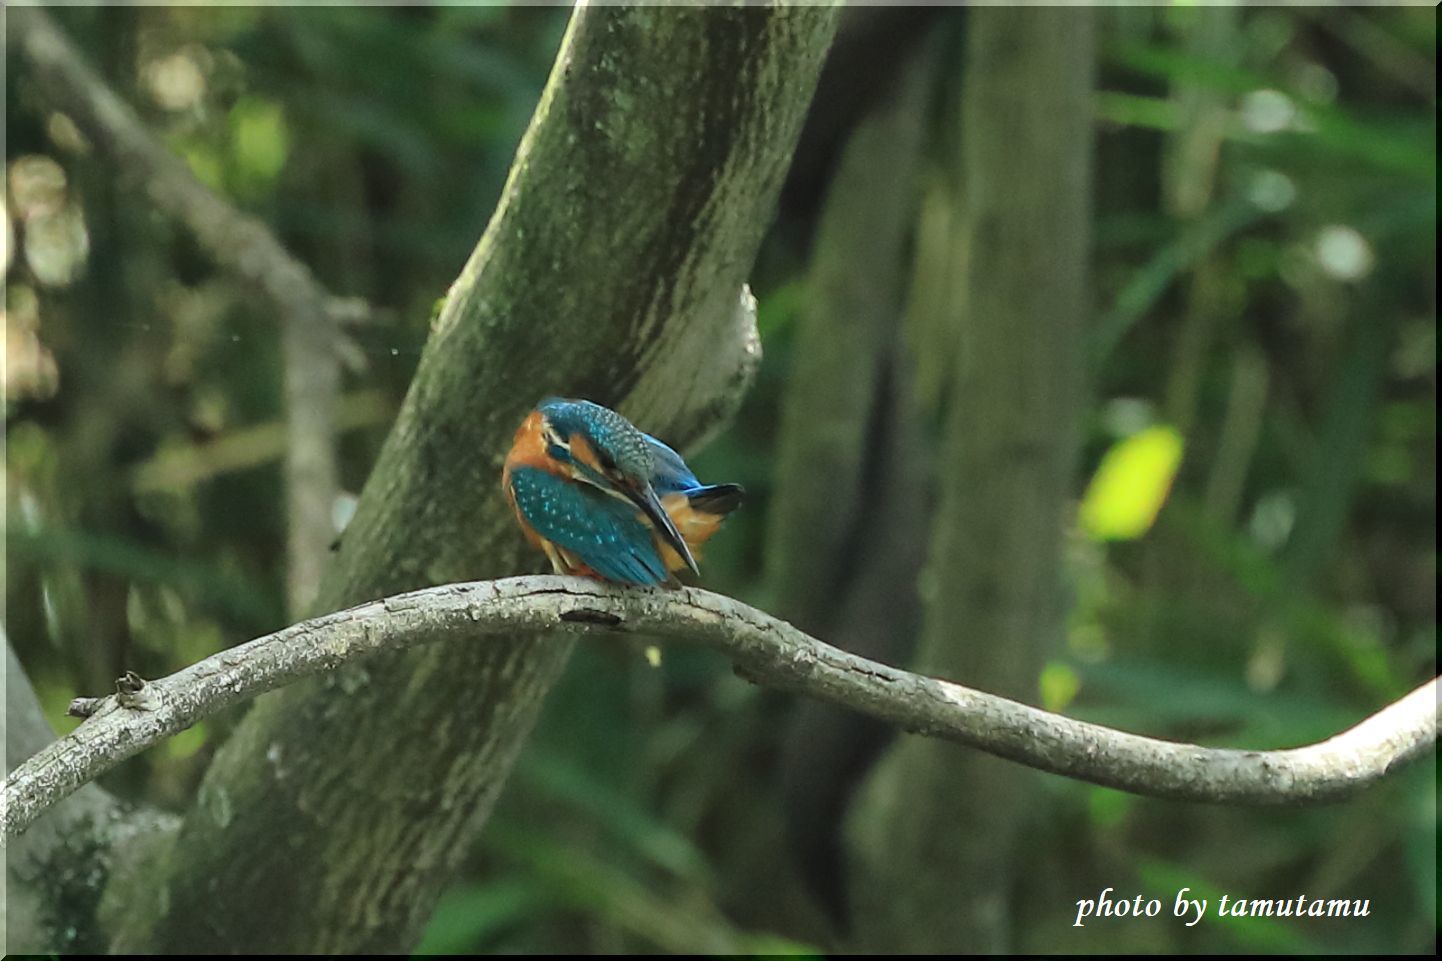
280,317 -> 341,617
5,576 -> 1436,842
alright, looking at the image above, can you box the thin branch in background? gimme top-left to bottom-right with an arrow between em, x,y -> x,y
1307,7 -> 1437,101
9,8 -> 371,615
129,390 -> 392,495
282,318 -> 341,616
8,9 -> 373,359
4,576 -> 1436,842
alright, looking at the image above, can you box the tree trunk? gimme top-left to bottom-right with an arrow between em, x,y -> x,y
764,44 -> 934,929
93,6 -> 839,953
846,8 -> 1094,952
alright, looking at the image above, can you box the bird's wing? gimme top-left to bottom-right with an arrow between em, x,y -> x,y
642,433 -> 701,495
507,467 -> 669,586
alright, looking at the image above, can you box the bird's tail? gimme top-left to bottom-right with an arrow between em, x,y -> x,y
656,483 -> 744,573
685,483 -> 744,516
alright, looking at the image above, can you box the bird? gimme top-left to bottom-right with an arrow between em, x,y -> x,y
502,397 -> 743,586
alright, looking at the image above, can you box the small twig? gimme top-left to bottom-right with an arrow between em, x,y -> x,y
115,670 -> 161,711
128,390 -> 393,495
4,576 -> 1436,843
66,671 -> 161,718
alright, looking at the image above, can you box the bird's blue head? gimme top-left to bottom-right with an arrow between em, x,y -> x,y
535,397 -> 655,485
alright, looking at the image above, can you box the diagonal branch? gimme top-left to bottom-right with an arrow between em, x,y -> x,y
5,576 -> 1436,841
8,8 -> 373,353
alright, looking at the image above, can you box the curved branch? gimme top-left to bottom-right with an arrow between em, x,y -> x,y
5,576 -> 1436,841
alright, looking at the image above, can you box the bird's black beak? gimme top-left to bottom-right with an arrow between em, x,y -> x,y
631,484 -> 700,577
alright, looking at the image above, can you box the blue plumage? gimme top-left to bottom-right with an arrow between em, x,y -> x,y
504,398 -> 743,584
644,435 -> 744,515
537,397 -> 655,481
536,397 -> 713,499
507,466 -> 669,586
642,435 -> 700,494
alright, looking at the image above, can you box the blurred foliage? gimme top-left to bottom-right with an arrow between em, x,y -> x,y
4,5 -> 1435,954
1081,425 -> 1186,541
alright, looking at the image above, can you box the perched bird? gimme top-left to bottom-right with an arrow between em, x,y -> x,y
502,397 -> 743,586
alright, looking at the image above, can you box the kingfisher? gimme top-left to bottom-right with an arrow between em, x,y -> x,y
502,397 -> 743,586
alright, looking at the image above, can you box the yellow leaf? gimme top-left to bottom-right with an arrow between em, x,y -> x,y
1039,661 -> 1081,713
1080,425 -> 1184,540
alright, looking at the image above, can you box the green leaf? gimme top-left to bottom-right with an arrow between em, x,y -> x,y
414,880 -> 546,955
229,96 -> 289,187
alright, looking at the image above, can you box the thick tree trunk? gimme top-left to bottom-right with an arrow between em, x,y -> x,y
763,46 -> 933,928
90,6 -> 839,953
846,8 -> 1094,953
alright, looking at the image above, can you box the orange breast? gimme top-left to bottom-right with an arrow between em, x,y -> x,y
503,410 -> 560,551
503,411 -> 550,479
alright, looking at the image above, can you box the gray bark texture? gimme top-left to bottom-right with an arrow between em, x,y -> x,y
9,5 -> 838,954
846,8 -> 1096,953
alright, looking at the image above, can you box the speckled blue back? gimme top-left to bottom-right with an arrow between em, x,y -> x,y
507,466 -> 668,585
